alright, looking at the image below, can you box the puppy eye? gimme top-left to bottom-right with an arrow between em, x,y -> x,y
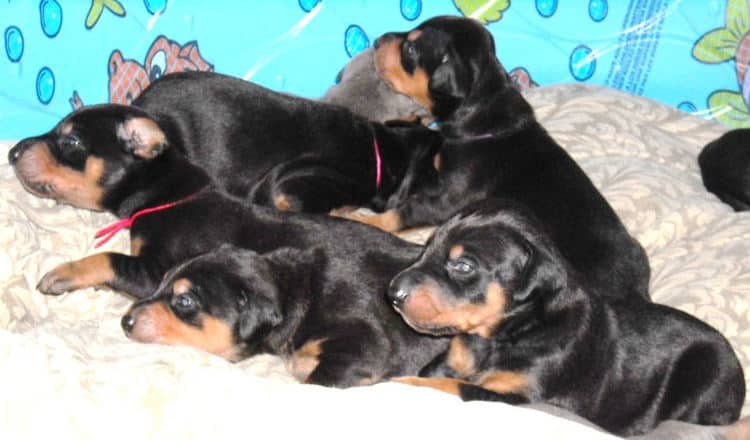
404,41 -> 417,57
441,54 -> 450,64
171,293 -> 199,313
60,135 -> 83,150
447,258 -> 476,275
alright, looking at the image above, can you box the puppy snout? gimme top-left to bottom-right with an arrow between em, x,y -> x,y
121,313 -> 136,334
8,140 -> 32,165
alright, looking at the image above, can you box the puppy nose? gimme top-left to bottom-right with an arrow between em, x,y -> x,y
121,314 -> 135,333
7,141 -> 27,165
388,286 -> 411,308
387,273 -> 413,308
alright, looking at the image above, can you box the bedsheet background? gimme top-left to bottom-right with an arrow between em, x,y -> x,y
2,0 -> 750,139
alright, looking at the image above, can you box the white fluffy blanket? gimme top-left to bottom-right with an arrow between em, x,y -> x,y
1,84 -> 747,439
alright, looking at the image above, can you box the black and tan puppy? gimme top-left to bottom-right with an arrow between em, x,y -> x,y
699,128 -> 750,212
5,104 -> 436,302
387,200 -> 745,436
9,70 -> 442,215
343,16 -> 650,301
121,245 -> 448,387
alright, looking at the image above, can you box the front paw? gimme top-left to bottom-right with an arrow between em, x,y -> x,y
36,254 -> 114,295
37,263 -> 80,295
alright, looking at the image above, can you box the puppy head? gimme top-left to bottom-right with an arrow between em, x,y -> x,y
7,104 -> 169,211
387,200 -> 567,338
374,15 -> 504,120
121,246 -> 315,360
321,48 -> 431,124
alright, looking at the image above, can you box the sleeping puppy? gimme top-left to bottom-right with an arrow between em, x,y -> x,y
4,103 -> 439,304
387,199 -> 745,436
339,15 -> 650,301
321,47 -> 431,124
121,244 -> 449,387
699,128 -> 750,211
9,70 -> 442,215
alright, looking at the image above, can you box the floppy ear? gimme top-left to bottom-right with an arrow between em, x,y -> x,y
506,240 -> 564,303
236,294 -> 283,342
116,116 -> 169,159
429,60 -> 468,101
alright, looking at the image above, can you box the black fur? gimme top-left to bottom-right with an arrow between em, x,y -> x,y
699,128 -> 750,211
388,199 -> 745,436
372,16 -> 650,301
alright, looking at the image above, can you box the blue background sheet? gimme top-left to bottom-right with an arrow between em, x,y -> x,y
1,0 -> 748,138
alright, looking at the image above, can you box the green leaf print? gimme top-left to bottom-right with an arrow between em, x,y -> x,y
709,90 -> 750,128
453,0 -> 511,24
693,28 -> 739,63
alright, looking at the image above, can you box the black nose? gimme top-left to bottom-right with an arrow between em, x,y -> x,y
121,314 -> 135,333
7,141 -> 28,165
387,272 -> 414,308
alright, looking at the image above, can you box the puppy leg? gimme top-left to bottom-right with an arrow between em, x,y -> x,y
38,252 -> 165,298
254,159 -> 368,214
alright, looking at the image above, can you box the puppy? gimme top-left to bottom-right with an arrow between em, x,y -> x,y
341,16 -> 650,301
6,104 -> 436,302
321,47 -> 431,124
387,199 -> 745,436
121,244 -> 448,387
10,70 -> 442,215
699,128 -> 750,211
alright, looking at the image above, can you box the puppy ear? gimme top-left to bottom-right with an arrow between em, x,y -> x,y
507,240 -> 564,303
429,57 -> 468,101
116,116 -> 169,159
236,294 -> 283,342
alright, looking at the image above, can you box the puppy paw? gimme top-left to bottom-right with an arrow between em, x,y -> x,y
36,254 -> 114,295
37,263 -> 81,295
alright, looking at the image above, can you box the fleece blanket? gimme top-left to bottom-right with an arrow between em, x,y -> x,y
1,83 -> 747,439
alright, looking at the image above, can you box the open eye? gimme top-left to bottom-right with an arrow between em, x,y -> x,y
447,257 -> 476,276
59,135 -> 83,150
171,292 -> 199,313
441,53 -> 450,64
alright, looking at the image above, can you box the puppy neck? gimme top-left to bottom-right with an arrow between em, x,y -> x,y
439,72 -> 537,140
103,150 -> 212,218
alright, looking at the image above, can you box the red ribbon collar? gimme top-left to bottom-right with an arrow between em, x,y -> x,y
94,192 -> 199,248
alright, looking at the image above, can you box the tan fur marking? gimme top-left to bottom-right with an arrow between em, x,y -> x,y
433,152 -> 442,171
274,193 -> 292,211
130,237 -> 146,256
129,302 -> 237,360
117,117 -> 167,159
12,144 -> 106,210
401,281 -> 507,338
39,253 -> 114,293
59,123 -> 73,135
335,209 -> 402,232
449,244 -> 464,260
407,30 -> 422,41
328,205 -> 359,217
392,376 -> 464,396
172,278 -> 193,296
287,338 -> 326,382
446,336 -> 476,376
374,39 -> 434,110
478,371 -> 529,395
